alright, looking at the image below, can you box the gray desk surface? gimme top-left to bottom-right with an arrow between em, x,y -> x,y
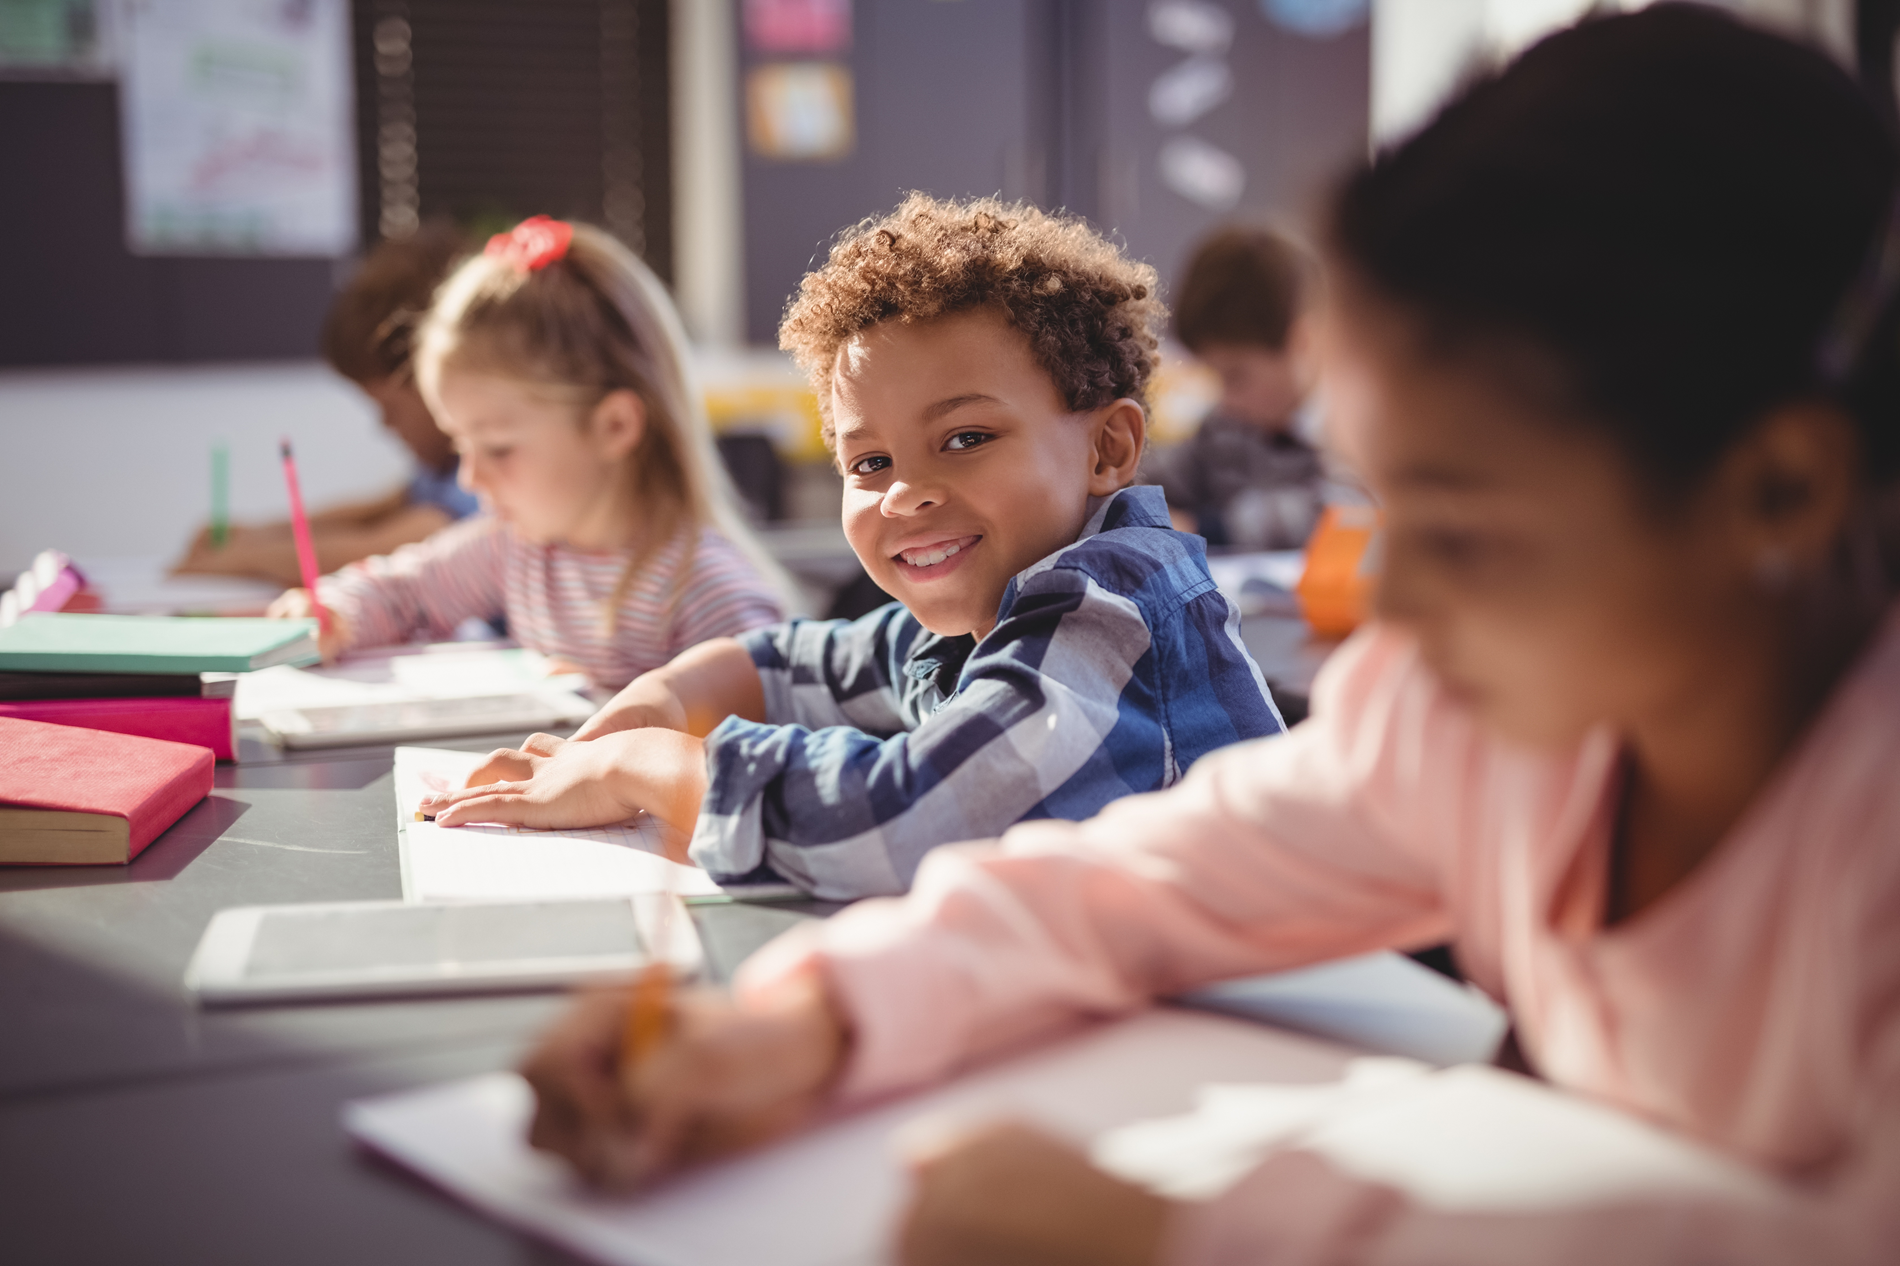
0,619 -> 1332,1264
0,728 -> 825,1266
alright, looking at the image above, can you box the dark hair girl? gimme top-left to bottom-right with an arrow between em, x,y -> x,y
510,11 -> 1900,1264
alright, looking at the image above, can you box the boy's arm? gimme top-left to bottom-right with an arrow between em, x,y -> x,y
307,485 -> 412,529
427,609 -> 915,833
732,624 -> 1460,1102
688,572 -> 1167,898
173,491 -> 449,585
571,637 -> 767,739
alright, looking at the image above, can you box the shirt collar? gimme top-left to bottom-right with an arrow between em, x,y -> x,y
898,485 -> 1171,692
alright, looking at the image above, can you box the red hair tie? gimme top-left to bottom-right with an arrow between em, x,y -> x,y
485,215 -> 573,272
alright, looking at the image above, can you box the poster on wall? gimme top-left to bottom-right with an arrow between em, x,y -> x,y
118,0 -> 357,256
743,0 -> 850,54
746,62 -> 854,161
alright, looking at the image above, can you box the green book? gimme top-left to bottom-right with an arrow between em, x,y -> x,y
0,615 -> 320,674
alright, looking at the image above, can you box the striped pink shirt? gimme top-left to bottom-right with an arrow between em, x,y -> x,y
317,515 -> 786,690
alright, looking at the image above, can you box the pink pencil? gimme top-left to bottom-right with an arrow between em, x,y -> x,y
280,439 -> 331,632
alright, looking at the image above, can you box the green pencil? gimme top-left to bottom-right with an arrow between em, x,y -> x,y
210,441 -> 229,548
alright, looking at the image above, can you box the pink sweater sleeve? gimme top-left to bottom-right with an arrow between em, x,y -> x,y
734,619 -> 1900,1265
316,516 -> 508,651
736,625 -> 1465,1101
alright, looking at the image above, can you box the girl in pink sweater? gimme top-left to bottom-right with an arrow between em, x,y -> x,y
270,217 -> 787,690
516,10 -> 1900,1263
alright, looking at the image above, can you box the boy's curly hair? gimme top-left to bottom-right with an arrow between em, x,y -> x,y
779,193 -> 1166,449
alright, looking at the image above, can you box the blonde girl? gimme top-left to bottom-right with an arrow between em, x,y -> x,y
271,218 -> 789,690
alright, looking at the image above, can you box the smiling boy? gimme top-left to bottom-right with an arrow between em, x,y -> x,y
420,195 -> 1285,897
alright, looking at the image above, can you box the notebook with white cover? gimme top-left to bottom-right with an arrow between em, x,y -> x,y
395,746 -> 721,902
237,643 -> 592,721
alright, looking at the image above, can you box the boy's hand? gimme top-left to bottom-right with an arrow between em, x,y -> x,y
897,1120 -> 1171,1266
420,728 -> 709,839
519,972 -> 848,1190
264,587 -> 352,662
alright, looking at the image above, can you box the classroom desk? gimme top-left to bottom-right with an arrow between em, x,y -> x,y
0,616 -> 1337,1264
0,728 -> 831,1266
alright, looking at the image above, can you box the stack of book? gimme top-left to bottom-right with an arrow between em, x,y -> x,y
0,613 -> 320,764
0,613 -> 320,865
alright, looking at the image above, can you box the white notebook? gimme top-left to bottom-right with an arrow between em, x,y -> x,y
395,746 -> 722,902
345,1008 -> 1772,1266
238,642 -> 594,721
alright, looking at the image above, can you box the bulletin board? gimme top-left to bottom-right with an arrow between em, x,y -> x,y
117,0 -> 357,256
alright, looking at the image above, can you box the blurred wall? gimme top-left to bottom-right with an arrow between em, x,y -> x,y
1372,0 -> 1858,146
0,0 -> 674,369
0,364 -> 410,574
0,81 -> 340,367
738,0 -> 1370,343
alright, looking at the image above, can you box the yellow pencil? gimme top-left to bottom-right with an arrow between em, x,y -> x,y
623,815 -> 683,1076
621,960 -> 673,1079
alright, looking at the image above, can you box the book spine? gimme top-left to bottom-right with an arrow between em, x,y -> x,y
0,698 -> 234,761
125,746 -> 215,859
0,672 -> 206,702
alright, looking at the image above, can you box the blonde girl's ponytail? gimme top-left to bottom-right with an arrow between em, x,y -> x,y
414,220 -> 794,637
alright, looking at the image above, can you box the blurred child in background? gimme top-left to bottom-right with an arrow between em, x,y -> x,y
1149,225 -> 1325,549
174,222 -> 478,585
268,217 -> 787,691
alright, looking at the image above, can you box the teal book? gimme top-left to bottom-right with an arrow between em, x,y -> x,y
0,614 -> 320,674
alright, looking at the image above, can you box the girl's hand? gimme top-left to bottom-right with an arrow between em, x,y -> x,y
420,728 -> 708,840
264,587 -> 352,662
898,1121 -> 1172,1266
518,971 -> 848,1190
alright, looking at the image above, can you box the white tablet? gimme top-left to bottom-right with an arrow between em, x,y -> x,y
260,692 -> 594,748
184,895 -> 701,1006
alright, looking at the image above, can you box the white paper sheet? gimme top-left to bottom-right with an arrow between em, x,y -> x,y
346,1008 -> 1776,1266
237,643 -> 594,721
1178,951 -> 1509,1067
395,746 -> 721,902
345,1009 -> 1356,1266
1094,1057 -> 1777,1209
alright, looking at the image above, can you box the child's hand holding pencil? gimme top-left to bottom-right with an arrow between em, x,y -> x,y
265,587 -> 353,662
518,968 -> 848,1191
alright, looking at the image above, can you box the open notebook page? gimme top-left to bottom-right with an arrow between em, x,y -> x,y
345,1009 -> 1355,1266
346,1007 -> 1772,1266
395,746 -> 721,901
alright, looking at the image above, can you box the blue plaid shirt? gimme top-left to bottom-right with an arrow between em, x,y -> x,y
689,485 -> 1285,898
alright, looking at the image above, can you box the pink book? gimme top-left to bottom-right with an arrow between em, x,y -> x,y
0,696 -> 235,762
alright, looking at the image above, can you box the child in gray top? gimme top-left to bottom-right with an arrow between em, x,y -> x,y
1149,225 -> 1325,550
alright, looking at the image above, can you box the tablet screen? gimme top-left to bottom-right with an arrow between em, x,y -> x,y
243,900 -> 643,978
